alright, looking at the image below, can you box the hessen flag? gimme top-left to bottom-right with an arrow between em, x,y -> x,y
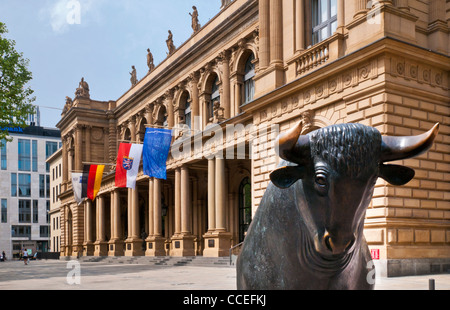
143,128 -> 172,180
82,165 -> 105,201
72,173 -> 85,204
115,143 -> 143,189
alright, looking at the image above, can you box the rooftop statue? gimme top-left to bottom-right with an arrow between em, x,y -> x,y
75,77 -> 90,99
147,49 -> 155,72
220,0 -> 232,9
190,6 -> 201,34
166,30 -> 176,55
130,65 -> 137,87
237,122 -> 439,290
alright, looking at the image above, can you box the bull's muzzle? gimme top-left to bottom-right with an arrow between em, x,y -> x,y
316,231 -> 356,256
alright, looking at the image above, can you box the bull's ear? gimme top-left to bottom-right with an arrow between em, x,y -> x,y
379,164 -> 415,186
270,166 -> 305,189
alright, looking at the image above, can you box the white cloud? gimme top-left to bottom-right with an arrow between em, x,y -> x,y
41,0 -> 105,34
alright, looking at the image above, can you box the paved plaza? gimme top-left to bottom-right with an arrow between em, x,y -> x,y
0,259 -> 449,290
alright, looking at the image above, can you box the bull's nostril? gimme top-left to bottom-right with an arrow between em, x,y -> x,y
324,235 -> 333,252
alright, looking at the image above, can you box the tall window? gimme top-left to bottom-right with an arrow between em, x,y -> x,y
185,97 -> 192,129
32,140 -> 38,172
18,139 -> 31,171
39,175 -> 45,198
1,199 -> 7,223
238,177 -> 252,243
243,53 -> 255,105
210,76 -> 220,120
46,141 -> 58,172
312,0 -> 337,45
1,139 -> 6,170
18,174 -> 31,197
11,173 -> 17,197
18,200 -> 31,223
33,200 -> 39,223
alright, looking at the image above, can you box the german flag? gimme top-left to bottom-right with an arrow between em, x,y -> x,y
82,165 -> 105,201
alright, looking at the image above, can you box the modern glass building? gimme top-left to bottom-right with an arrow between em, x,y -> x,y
0,125 -> 61,259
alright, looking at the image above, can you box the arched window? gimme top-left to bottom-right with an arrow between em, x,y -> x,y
238,177 -> 252,243
124,128 -> 132,142
243,53 -> 255,105
183,92 -> 191,129
210,75 -> 220,121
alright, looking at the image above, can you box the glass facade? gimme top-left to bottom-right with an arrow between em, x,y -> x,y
18,139 -> 31,171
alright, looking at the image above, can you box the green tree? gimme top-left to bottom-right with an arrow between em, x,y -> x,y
0,21 -> 36,144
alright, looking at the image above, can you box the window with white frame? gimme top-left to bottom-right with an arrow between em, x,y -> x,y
243,53 -> 255,105
312,0 -> 337,45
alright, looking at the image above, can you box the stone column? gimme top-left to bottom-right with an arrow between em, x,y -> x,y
219,51 -> 231,119
295,0 -> 305,52
94,195 -> 107,256
354,0 -> 368,18
125,186 -> 143,256
85,125 -> 91,163
62,136 -> 69,191
258,0 -> 270,70
83,200 -> 94,256
270,0 -> 283,66
171,166 -> 195,256
108,190 -> 124,256
204,158 -> 231,257
336,0 -> 345,33
146,178 -> 165,256
166,91 -> 175,128
75,125 -> 82,171
181,166 -> 191,235
174,168 -> 181,235
215,158 -> 226,232
189,73 -> 200,132
207,159 -> 215,233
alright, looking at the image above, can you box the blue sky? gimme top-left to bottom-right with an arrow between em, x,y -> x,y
0,0 -> 221,128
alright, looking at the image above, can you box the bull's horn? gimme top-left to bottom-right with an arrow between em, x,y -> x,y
276,122 -> 309,163
381,123 -> 439,162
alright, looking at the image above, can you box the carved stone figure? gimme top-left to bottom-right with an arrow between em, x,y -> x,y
221,0 -> 232,9
212,101 -> 225,123
190,6 -> 201,33
237,122 -> 439,290
130,66 -> 137,87
62,96 -> 73,115
75,77 -> 90,99
166,30 -> 176,55
147,49 -> 155,72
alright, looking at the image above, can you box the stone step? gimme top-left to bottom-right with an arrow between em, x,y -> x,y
68,255 -> 231,267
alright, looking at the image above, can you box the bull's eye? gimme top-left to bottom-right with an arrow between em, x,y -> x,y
315,175 -> 327,187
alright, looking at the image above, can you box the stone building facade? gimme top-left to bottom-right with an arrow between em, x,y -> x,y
56,0 -> 449,276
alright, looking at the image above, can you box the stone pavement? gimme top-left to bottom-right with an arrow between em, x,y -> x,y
0,259 -> 449,290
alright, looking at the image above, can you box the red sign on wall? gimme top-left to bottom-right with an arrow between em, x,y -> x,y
371,249 -> 380,260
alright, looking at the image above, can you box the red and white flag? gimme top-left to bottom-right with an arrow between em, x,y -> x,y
115,143 -> 143,189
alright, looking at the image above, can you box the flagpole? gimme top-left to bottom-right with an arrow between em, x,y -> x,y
117,140 -> 144,144
144,124 -> 198,134
82,162 -> 116,166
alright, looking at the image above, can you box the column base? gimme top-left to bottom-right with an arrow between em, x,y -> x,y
94,241 -> 108,257
83,242 -> 95,256
203,231 -> 232,257
170,234 -> 196,257
108,239 -> 124,256
124,238 -> 144,257
145,236 -> 166,257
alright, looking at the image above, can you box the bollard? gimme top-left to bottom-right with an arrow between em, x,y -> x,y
429,279 -> 435,290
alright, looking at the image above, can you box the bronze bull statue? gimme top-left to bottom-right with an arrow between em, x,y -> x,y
237,122 -> 439,290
